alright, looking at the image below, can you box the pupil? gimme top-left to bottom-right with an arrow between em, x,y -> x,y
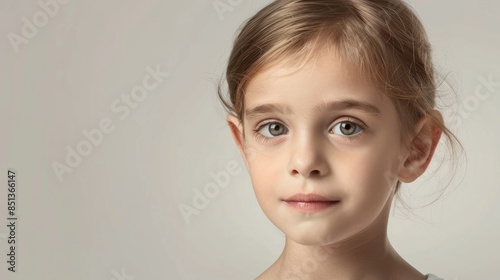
341,123 -> 354,135
270,124 -> 283,136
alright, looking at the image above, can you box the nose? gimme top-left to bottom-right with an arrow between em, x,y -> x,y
287,132 -> 330,178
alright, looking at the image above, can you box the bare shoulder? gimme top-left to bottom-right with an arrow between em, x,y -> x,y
254,264 -> 277,280
389,260 -> 428,280
391,271 -> 428,280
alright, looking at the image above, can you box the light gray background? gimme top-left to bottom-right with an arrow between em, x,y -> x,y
0,0 -> 499,279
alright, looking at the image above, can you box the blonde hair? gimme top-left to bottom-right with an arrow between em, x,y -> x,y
217,0 -> 463,198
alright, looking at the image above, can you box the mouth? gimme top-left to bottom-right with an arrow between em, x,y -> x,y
282,193 -> 340,212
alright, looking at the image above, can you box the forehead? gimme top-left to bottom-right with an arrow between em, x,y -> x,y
244,47 -> 387,113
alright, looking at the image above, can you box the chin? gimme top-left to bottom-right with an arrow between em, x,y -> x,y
282,223 -> 340,246
289,235 -> 327,246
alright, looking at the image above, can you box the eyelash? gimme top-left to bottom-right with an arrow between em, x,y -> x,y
252,118 -> 367,144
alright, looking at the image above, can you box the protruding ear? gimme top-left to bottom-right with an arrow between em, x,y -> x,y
226,114 -> 248,167
398,110 -> 443,183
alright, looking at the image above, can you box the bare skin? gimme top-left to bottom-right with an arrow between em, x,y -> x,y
227,46 -> 442,280
254,196 -> 426,280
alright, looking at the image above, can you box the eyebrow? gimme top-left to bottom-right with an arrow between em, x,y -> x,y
245,99 -> 382,119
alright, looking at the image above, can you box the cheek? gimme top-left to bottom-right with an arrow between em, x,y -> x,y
339,142 -> 398,209
247,154 -> 281,201
247,161 -> 285,225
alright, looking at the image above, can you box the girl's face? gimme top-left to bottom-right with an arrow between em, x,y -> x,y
227,48 -> 409,246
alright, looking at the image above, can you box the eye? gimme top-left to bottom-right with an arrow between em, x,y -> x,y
257,122 -> 288,138
330,120 -> 364,137
252,121 -> 289,144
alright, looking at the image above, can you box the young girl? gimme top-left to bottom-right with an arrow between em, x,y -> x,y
218,0 -> 461,279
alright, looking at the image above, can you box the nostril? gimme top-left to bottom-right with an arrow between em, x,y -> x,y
310,170 -> 320,176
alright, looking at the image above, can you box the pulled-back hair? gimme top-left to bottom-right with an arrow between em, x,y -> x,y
217,0 -> 463,196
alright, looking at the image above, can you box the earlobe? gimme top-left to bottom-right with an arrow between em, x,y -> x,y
398,111 -> 443,183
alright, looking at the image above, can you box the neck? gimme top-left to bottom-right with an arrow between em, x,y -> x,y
275,231 -> 393,279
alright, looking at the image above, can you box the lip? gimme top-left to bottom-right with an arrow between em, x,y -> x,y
282,193 -> 340,213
